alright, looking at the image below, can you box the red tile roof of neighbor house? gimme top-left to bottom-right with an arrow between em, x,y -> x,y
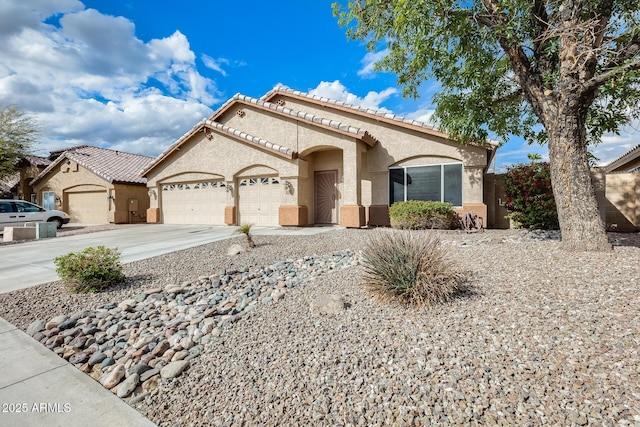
31,146 -> 155,186
0,172 -> 19,193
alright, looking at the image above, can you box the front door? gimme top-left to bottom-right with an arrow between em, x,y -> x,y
314,170 -> 338,224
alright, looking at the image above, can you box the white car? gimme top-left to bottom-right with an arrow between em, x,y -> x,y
0,200 -> 70,229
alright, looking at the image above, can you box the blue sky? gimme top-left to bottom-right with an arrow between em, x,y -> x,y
0,0 -> 637,171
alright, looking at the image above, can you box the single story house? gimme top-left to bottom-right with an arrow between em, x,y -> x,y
142,85 -> 498,228
31,146 -> 155,224
0,155 -> 51,200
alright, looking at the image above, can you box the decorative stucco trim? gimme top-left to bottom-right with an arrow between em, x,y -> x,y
142,119 -> 298,177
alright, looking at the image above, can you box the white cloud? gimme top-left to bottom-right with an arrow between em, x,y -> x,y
357,49 -> 389,78
202,55 -> 229,76
309,80 -> 398,110
0,1 -> 219,157
405,108 -> 435,124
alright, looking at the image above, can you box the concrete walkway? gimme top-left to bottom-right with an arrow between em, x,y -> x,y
0,317 -> 156,426
0,223 -> 339,426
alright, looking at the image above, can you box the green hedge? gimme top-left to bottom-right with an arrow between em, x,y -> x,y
389,200 -> 457,230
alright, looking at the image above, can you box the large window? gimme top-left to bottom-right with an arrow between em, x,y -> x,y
389,163 -> 463,206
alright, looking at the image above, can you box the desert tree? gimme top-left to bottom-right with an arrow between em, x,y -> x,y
334,0 -> 640,251
0,105 -> 39,179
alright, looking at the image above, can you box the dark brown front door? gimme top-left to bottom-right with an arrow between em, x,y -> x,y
314,170 -> 338,224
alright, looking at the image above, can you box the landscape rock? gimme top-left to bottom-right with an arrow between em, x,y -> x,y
160,360 -> 190,379
309,294 -> 346,315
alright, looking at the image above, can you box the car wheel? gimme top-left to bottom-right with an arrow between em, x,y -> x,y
48,217 -> 63,229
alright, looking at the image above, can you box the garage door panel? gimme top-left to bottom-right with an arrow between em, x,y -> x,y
238,177 -> 279,226
161,180 -> 225,225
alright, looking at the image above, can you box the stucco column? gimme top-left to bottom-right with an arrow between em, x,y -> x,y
278,177 -> 308,226
146,185 -> 160,223
340,143 -> 365,228
224,180 -> 236,226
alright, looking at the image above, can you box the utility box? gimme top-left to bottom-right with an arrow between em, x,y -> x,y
24,222 -> 57,239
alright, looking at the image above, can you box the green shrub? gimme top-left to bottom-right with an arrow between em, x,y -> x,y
54,246 -> 125,293
361,230 -> 466,307
504,161 -> 559,230
389,200 -> 457,230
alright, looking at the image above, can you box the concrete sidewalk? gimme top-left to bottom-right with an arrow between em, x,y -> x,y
0,317 -> 156,427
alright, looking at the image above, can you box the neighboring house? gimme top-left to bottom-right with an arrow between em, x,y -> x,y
30,146 -> 155,224
0,155 -> 51,200
142,85 -> 498,228
597,145 -> 640,231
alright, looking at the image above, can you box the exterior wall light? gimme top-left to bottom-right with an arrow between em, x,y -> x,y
148,189 -> 157,199
226,184 -> 234,193
283,180 -> 293,193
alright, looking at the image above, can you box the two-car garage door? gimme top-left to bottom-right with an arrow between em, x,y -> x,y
160,177 -> 280,226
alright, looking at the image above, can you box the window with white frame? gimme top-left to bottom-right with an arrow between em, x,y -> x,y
389,163 -> 463,206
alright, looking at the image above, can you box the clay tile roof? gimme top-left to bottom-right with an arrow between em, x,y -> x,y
31,146 -> 155,186
227,93 -> 378,146
604,144 -> 640,173
0,172 -> 19,193
263,85 -> 500,147
23,155 -> 52,167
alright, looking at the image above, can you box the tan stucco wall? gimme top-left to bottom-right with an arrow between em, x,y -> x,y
111,183 -> 150,224
600,172 -> 639,231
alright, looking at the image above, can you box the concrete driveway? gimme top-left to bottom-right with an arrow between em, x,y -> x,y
0,224 -> 335,294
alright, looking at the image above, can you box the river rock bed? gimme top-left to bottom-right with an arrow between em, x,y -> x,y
1,228 -> 639,426
22,249 -> 360,402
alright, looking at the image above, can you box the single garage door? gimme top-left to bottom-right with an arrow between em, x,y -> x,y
66,191 -> 108,223
161,181 -> 226,225
238,177 -> 280,226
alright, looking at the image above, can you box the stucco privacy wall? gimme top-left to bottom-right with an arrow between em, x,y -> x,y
266,93 -> 491,224
601,172 -> 640,231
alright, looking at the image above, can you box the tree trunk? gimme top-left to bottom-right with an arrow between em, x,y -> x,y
547,112 -> 611,252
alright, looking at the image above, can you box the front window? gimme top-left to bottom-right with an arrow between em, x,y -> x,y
389,163 -> 463,206
42,191 -> 55,210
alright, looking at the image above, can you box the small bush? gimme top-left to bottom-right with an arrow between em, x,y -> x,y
389,200 -> 457,230
54,246 -> 125,293
361,230 -> 466,307
504,161 -> 559,230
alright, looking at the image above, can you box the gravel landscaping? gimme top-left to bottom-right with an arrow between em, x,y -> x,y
1,228 -> 639,426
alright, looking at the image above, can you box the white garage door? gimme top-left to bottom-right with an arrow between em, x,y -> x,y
238,177 -> 280,226
161,181 -> 226,225
67,191 -> 108,223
